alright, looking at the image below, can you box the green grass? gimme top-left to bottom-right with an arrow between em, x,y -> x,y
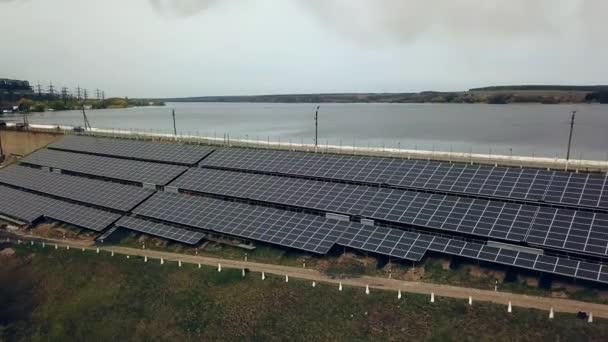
113,234 -> 608,305
1,244 -> 608,341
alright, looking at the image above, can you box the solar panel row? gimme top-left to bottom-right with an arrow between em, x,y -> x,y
0,185 -> 120,231
49,135 -> 215,165
0,165 -> 154,212
428,237 -> 608,284
337,225 -> 429,261
115,216 -> 205,245
171,168 -> 608,256
21,149 -> 188,185
133,192 -> 352,254
338,223 -> 608,284
199,148 -> 608,210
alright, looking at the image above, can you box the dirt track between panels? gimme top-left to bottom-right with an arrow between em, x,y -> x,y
7,234 -> 608,319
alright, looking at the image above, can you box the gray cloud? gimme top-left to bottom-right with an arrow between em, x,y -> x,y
300,0 -> 606,44
148,0 -> 220,17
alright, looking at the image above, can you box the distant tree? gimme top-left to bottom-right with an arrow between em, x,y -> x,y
487,94 -> 509,104
599,91 -> 608,104
49,100 -> 68,111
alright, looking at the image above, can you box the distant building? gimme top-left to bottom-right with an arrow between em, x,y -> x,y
0,78 -> 34,97
0,78 -> 34,109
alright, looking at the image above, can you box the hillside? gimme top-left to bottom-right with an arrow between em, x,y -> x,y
160,86 -> 608,104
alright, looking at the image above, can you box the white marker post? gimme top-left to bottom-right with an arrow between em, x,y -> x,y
242,269 -> 246,277
178,260 -> 182,267
96,248 -> 99,254
55,244 -> 58,250
217,263 -> 222,272
160,258 -> 164,265
398,290 -> 402,300
42,242 -> 45,248
285,275 -> 289,283
508,301 -> 512,313
430,292 -> 435,303
339,282 -> 343,291
549,307 -> 554,319
144,256 -> 148,262
198,263 -> 202,269
262,272 -> 266,280
312,281 -> 316,288
111,251 -> 114,257
588,313 -> 593,323
81,247 -> 85,252
30,240 -> 34,246
468,296 -> 473,306
365,285 -> 370,295
126,255 -> 130,259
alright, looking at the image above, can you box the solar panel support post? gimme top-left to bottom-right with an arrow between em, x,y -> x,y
566,110 -> 576,161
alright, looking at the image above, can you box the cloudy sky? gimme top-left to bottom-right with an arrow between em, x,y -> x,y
1,0 -> 606,97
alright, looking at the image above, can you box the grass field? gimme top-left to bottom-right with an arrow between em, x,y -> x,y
1,243 -> 607,341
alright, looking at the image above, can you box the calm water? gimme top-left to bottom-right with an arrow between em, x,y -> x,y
4,102 -> 608,159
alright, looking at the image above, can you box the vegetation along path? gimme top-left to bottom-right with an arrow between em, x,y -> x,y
8,235 -> 608,319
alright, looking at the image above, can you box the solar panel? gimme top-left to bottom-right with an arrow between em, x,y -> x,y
337,225 -> 430,261
115,216 -> 205,245
172,168 -> 538,242
0,185 -> 120,231
21,149 -> 188,185
133,191 -> 351,254
0,165 -> 154,211
426,238 -> 608,284
525,207 -> 608,256
49,135 -> 215,165
200,148 -> 608,210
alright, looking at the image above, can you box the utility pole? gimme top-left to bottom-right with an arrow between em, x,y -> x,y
172,109 -> 177,136
83,89 -> 88,101
566,110 -> 576,161
96,89 -> 100,100
314,105 -> 320,151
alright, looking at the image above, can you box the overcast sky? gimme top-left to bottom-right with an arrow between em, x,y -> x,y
1,0 -> 606,98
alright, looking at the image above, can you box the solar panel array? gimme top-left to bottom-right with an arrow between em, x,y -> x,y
335,223 -> 608,283
49,135 -> 215,165
0,185 -> 120,231
200,148 -> 608,209
21,149 -> 188,185
426,236 -> 608,284
133,192 -> 352,254
0,165 -> 153,211
3,135 -> 606,285
115,216 -> 205,245
171,168 -> 608,257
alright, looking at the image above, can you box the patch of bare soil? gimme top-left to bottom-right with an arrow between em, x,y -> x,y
467,265 -> 505,281
517,275 -> 539,287
0,247 -> 16,257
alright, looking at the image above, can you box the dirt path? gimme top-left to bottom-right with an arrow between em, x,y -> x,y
7,234 -> 607,319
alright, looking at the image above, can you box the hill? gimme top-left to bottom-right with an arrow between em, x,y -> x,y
160,85 -> 608,104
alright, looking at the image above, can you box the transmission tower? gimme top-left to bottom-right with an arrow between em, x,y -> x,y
83,89 -> 88,101
48,81 -> 55,98
61,87 -> 68,102
36,82 -> 42,97
96,89 -> 101,100
76,85 -> 82,101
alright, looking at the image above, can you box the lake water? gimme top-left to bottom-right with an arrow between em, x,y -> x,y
4,102 -> 608,160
